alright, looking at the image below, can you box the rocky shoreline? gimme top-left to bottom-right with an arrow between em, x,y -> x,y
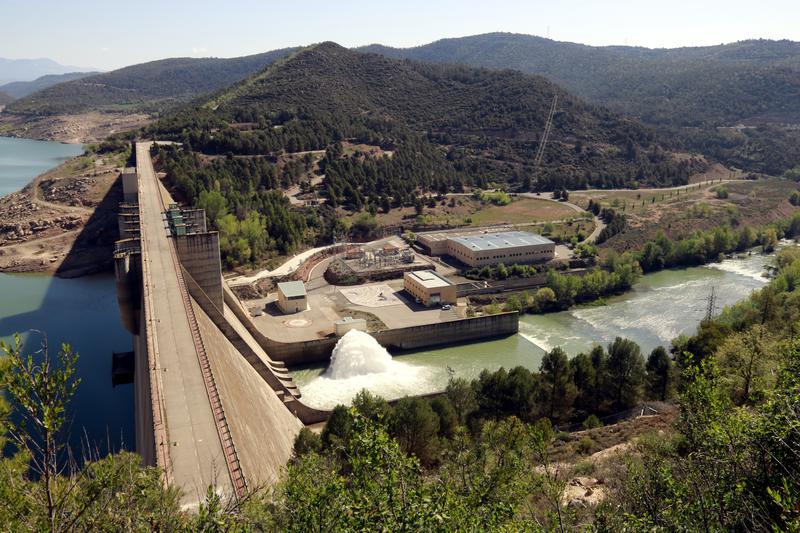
0,153 -> 123,277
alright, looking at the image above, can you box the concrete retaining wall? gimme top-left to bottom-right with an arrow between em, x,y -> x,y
188,271 -> 330,424
457,269 -> 590,297
175,233 -> 223,310
133,306 -> 156,466
262,312 -> 520,367
223,284 -> 519,367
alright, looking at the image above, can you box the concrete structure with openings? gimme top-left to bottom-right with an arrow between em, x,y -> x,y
403,270 -> 457,307
334,316 -> 367,336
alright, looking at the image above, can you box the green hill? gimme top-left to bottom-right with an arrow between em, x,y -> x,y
152,42 -> 699,196
361,33 -> 800,127
145,42 -> 706,265
0,71 -> 99,99
7,48 -> 297,115
0,91 -> 12,105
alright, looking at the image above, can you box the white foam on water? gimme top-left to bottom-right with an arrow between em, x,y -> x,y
326,330 -> 394,379
519,332 -> 553,352
705,257 -> 769,283
298,330 -> 435,410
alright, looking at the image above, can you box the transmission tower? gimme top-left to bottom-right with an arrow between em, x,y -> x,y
704,286 -> 718,322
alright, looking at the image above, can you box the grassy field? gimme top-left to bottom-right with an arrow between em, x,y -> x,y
468,197 -> 580,225
343,195 -> 585,229
572,178 -> 799,252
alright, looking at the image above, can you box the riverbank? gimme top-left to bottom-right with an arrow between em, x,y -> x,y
0,138 -> 124,277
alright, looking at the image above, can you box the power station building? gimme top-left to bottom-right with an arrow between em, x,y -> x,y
403,270 -> 457,307
417,230 -> 555,267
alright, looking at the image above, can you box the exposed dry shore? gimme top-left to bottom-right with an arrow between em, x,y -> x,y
0,110 -> 151,144
0,153 -> 124,277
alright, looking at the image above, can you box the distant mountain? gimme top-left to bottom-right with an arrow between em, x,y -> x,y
0,57 -> 92,85
0,91 -> 13,105
0,72 -> 99,99
151,42 -> 701,203
361,33 -> 800,127
7,48 -> 297,116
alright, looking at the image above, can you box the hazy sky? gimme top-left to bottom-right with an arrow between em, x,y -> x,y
2,0 -> 798,70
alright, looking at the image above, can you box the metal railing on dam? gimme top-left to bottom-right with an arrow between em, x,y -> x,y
127,142 -> 239,503
119,142 -> 304,506
172,239 -> 247,498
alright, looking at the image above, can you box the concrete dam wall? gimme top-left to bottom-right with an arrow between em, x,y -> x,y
268,312 -> 519,366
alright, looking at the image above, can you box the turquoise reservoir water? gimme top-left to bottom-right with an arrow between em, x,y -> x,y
0,137 -> 133,456
0,136 -> 83,197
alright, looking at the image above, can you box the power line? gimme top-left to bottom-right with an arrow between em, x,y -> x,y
533,94 -> 558,170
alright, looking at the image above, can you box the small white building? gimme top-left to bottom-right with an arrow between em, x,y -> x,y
276,281 -> 307,314
334,316 -> 367,336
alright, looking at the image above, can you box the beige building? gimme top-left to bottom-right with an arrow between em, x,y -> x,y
447,231 -> 555,267
418,229 -> 555,268
403,270 -> 457,307
276,281 -> 307,314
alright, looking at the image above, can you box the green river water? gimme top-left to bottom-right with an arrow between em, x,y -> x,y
292,252 -> 772,409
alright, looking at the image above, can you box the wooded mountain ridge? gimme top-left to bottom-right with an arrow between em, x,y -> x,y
150,42 -> 699,194
6,48 -> 296,115
0,71 -> 100,99
361,33 -> 800,127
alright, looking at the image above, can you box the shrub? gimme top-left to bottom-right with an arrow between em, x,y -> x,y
556,431 -> 572,442
573,460 -> 596,476
582,414 -> 603,430
293,427 -> 322,458
578,436 -> 597,455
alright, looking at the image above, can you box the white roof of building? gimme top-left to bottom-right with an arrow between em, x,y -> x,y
407,270 -> 452,289
277,280 -> 306,298
449,231 -> 553,251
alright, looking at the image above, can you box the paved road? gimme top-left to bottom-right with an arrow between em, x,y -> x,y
227,243 -> 342,286
571,178 -> 743,196
136,142 -> 233,503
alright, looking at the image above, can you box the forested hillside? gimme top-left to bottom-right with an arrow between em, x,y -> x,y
362,33 -> 800,127
362,34 -> 800,175
0,91 -> 12,105
152,42 -> 701,192
0,71 -> 98,99
6,48 -> 296,115
143,42 -> 706,265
